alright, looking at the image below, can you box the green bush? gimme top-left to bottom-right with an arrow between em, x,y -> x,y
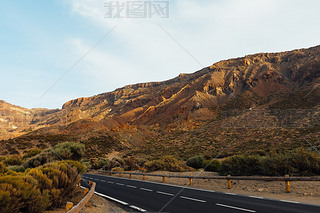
53,142 -> 85,161
92,158 -> 109,170
145,156 -> 190,172
202,159 -> 221,172
219,155 -> 262,176
4,155 -> 22,166
23,148 -> 42,160
186,155 -> 204,169
8,165 -> 25,173
23,149 -> 57,169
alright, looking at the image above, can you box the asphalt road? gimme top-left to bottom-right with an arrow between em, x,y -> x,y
81,173 -> 320,213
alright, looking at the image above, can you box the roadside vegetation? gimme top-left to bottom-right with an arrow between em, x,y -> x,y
1,141 -> 320,212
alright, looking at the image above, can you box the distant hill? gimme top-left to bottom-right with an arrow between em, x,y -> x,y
1,45 -> 320,158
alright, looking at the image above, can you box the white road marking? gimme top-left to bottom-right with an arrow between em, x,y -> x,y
249,196 -> 263,199
129,205 -> 147,212
94,192 -> 128,205
280,200 -> 300,204
216,203 -> 256,213
127,185 -> 137,189
180,196 -> 206,203
107,181 -> 114,184
116,183 -> 125,186
224,192 -> 236,195
101,180 -> 106,182
157,191 -> 174,196
140,188 -> 153,192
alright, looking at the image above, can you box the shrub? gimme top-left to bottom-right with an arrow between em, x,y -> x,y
0,175 -> 49,213
23,149 -> 57,169
4,155 -> 22,166
219,155 -> 262,176
53,142 -> 85,161
0,162 -> 8,174
23,148 -> 42,159
111,167 -> 124,172
186,155 -> 204,169
202,159 -> 221,172
8,165 -> 25,173
92,158 -> 109,170
145,156 -> 190,172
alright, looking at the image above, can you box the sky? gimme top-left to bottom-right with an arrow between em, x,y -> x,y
1,0 -> 320,109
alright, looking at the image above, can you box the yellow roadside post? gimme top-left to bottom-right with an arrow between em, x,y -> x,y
143,175 -> 146,180
78,178 -> 81,189
163,176 -> 166,183
66,202 -> 73,212
89,181 -> 92,186
84,188 -> 89,195
129,174 -> 132,179
285,174 -> 290,193
227,175 -> 232,189
189,177 -> 193,185
119,173 -> 122,177
110,172 -> 112,176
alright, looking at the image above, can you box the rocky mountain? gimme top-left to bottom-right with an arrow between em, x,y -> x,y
1,45 -> 320,158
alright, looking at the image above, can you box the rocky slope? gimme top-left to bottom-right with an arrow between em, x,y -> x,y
1,45 -> 320,157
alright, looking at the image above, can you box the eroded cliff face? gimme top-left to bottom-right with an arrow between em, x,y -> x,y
1,45 -> 320,141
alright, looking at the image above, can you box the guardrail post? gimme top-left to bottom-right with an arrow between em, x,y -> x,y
66,202 -> 73,211
163,176 -> 165,183
110,172 -> 112,176
285,174 -> 290,193
189,177 -> 193,185
129,174 -> 132,179
89,181 -> 92,186
84,188 -> 89,195
143,175 -> 146,180
78,178 -> 81,189
104,172 -> 106,175
227,175 -> 232,189
119,173 -> 122,177
92,170 -> 95,174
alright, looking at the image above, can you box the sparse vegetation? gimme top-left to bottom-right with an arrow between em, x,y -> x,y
186,155 -> 204,169
145,156 -> 190,172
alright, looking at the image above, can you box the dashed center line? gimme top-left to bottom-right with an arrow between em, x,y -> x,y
101,180 -> 106,182
157,191 -> 174,196
107,181 -> 114,184
180,196 -> 206,203
127,185 -> 137,189
116,183 -> 125,186
140,188 -> 153,192
216,203 -> 256,213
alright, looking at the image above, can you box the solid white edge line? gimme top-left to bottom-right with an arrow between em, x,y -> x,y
249,196 -> 264,199
129,205 -> 147,212
94,192 -> 147,212
157,191 -> 174,196
140,188 -> 153,192
180,196 -> 206,203
216,203 -> 256,213
280,200 -> 300,204
94,192 -> 128,205
224,192 -> 236,195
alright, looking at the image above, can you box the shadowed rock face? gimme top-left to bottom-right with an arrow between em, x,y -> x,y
1,45 -> 320,141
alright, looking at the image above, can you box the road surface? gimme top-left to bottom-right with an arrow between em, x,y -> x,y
81,173 -> 320,213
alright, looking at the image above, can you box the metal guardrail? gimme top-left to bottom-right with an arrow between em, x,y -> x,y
88,170 -> 320,193
89,170 -> 320,181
